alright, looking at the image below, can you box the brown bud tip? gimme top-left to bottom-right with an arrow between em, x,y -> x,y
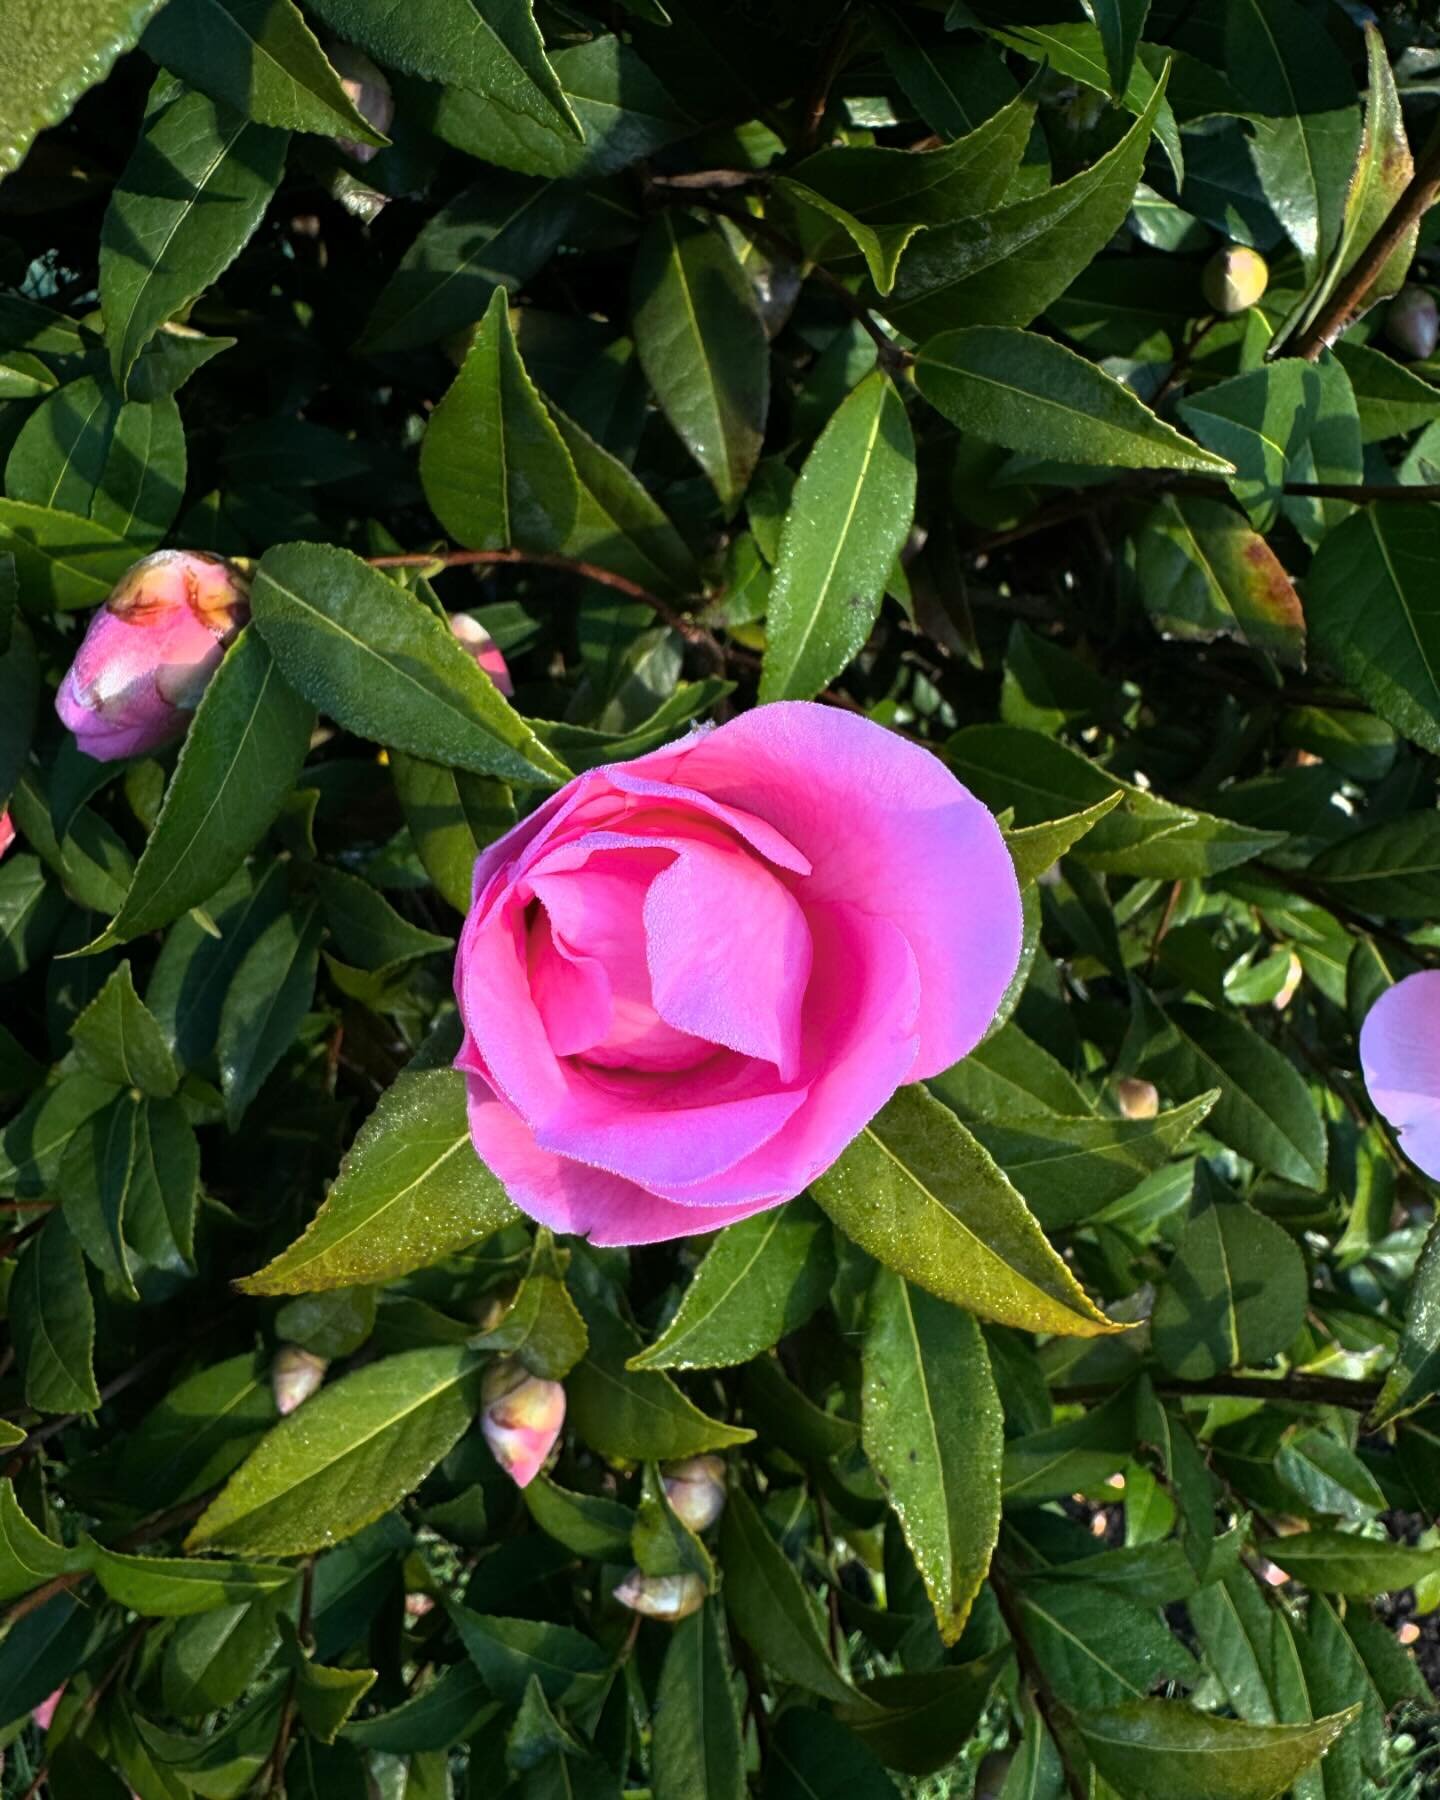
272,1346 -> 328,1415
1202,245 -> 1269,315
1385,285 -> 1439,360
1115,1077 -> 1159,1120
613,1569 -> 707,1621
661,1455 -> 727,1532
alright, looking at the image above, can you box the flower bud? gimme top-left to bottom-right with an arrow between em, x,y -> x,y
481,1356 -> 564,1489
32,1687 -> 64,1733
450,611 -> 514,696
0,811 -> 13,862
329,44 -> 394,165
272,1345 -> 328,1416
1202,245 -> 1269,316
1385,285 -> 1439,361
1115,1077 -> 1159,1120
55,551 -> 249,763
661,1455 -> 727,1533
613,1569 -> 706,1621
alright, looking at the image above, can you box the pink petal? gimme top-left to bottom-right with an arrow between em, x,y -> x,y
0,811 -> 13,861
631,704 -> 1021,1077
1361,972 -> 1440,1179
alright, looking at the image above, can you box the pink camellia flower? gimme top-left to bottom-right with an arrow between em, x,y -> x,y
1361,973 -> 1440,1179
480,1356 -> 565,1488
453,702 -> 1022,1245
55,551 -> 249,762
0,810 -> 13,861
450,611 -> 514,696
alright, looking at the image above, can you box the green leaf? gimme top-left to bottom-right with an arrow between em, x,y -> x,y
631,212 -> 769,509
862,1272 -> 1002,1645
313,866 -> 451,971
719,1483 -> 855,1705
1004,794 -> 1124,889
142,0 -> 388,144
474,1232 -> 588,1380
1152,1201 -> 1309,1380
1334,343 -> 1440,445
837,1657 -> 1003,1777
217,901 -> 323,1127
766,1709 -> 901,1800
88,1540 -> 295,1616
812,1083 -> 1121,1338
914,328 -> 1231,473
0,498 -> 137,611
343,1661 -> 493,1752
1073,1698 -> 1359,1800
70,961 -> 177,1095
928,1021 -> 1092,1123
883,75 -> 1165,338
1138,998 -> 1328,1188
652,1602 -> 746,1800
279,1622 -> 376,1741
567,1277 -> 754,1460
83,628 -> 313,951
1306,504 -> 1440,755
240,1067 -> 516,1294
0,351 -> 56,400
758,369 -> 915,702
1261,1529 -> 1440,1596
449,1608 -> 609,1706
250,541 -> 568,787
364,174 -> 578,354
0,0 -> 170,178
1372,1215 -> 1440,1426
628,1198 -> 832,1371
188,1346 -> 487,1556
0,1479 -> 72,1602
1092,0 -> 1149,97
1017,1582 -> 1198,1708
11,1211 -> 100,1413
633,1463 -> 713,1587
303,0 -> 581,143
0,1071 -> 119,1197
770,180 -> 922,296
522,1478 -> 634,1561
59,1092 -> 198,1294
1308,813 -> 1440,917
1134,494 -> 1306,669
391,755 -> 515,915
99,84 -> 287,390
6,375 -> 186,547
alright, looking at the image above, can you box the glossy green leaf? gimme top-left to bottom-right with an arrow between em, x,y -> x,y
250,540 -> 568,787
0,498 -> 136,611
813,1083 -> 1121,1337
474,1232 -> 588,1380
99,84 -> 287,389
1135,494 -> 1306,668
1372,1215 -> 1440,1426
915,328 -> 1230,473
59,1091 -> 198,1293
1309,813 -> 1440,917
189,1346 -> 486,1556
391,754 -> 515,914
1261,1529 -> 1440,1597
0,1479 -> 72,1602
862,1272 -> 1002,1644
652,1602 -> 746,1800
766,1709 -> 901,1800
1334,343 -> 1440,445
838,1657 -> 1003,1777
629,1198 -> 832,1371
1073,1697 -> 1359,1799
1153,1201 -> 1309,1380
759,370 -> 915,702
450,1608 -> 609,1706
88,1539 -> 295,1615
69,960 -> 177,1095
216,900 -> 323,1126
1017,1581 -> 1198,1708
11,1210 -> 100,1413
631,211 -> 769,509
522,1478 -> 634,1561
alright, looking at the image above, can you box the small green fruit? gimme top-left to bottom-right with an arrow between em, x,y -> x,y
1202,245 -> 1270,315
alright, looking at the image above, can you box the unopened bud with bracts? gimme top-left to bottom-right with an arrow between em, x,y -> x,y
450,611 -> 514,696
272,1346 -> 328,1416
329,44 -> 394,165
481,1356 -> 564,1489
55,550 -> 249,762
613,1569 -> 706,1621
1202,245 -> 1269,316
1385,285 -> 1439,361
661,1456 -> 727,1533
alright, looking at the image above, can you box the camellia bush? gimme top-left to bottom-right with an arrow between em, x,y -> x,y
7,0 -> 1440,1795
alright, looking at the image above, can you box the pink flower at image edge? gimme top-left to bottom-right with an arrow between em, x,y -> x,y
453,701 -> 1023,1246
0,810 -> 13,862
1361,971 -> 1440,1179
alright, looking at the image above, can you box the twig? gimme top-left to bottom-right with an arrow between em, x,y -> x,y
367,547 -> 692,610
1293,116 -> 1440,360
264,1558 -> 317,1795
1052,1372 -> 1382,1410
0,1493 -> 213,1632
990,1569 -> 1088,1800
1153,314 -> 1220,405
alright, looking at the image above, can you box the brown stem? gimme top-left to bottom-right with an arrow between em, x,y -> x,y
799,9 -> 856,152
0,1493 -> 214,1632
367,547 -> 690,609
1292,117 -> 1440,361
1052,1372 -> 1382,1410
990,1569 -> 1088,1800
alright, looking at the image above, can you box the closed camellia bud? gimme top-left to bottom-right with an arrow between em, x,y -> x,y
0,811 -> 12,862
330,44 -> 394,164
1202,244 -> 1269,315
1115,1077 -> 1159,1120
481,1356 -> 565,1488
613,1569 -> 706,1621
450,611 -> 514,696
272,1345 -> 328,1416
661,1455 -> 727,1532
1385,285 -> 1439,360
55,550 -> 249,762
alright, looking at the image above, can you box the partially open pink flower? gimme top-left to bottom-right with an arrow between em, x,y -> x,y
454,702 -> 1022,1246
481,1357 -> 564,1488
55,551 -> 249,762
450,611 -> 514,696
329,44 -> 394,164
1361,972 -> 1440,1179
0,811 -> 13,862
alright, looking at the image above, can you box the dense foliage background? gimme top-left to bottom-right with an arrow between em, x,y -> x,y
3,0 -> 1440,1794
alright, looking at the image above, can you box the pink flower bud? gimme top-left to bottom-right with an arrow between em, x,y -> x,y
450,611 -> 514,696
55,551 -> 249,763
329,44 -> 394,165
1385,285 -> 1439,361
0,810 -> 13,862
661,1456 -> 727,1532
613,1569 -> 706,1621
481,1357 -> 564,1488
272,1345 -> 328,1416
1115,1078 -> 1159,1120
32,1687 -> 64,1732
